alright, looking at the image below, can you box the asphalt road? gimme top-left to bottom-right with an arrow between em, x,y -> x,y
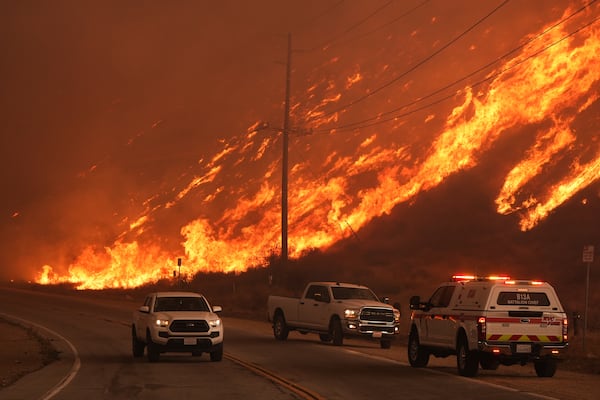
0,287 -> 595,399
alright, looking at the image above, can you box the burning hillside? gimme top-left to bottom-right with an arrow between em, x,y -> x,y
19,1 -> 600,289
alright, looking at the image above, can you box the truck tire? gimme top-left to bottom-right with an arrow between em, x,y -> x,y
319,333 -> 331,342
479,353 -> 500,370
380,339 -> 392,349
534,358 -> 557,377
407,328 -> 429,367
210,344 -> 223,362
457,335 -> 479,377
330,319 -> 343,346
131,326 -> 145,358
146,331 -> 160,362
273,312 -> 289,340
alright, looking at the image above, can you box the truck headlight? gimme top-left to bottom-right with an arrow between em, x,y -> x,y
209,318 -> 221,328
394,309 -> 401,323
344,308 -> 360,320
155,319 -> 169,327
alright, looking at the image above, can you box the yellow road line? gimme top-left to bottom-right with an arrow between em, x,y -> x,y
224,353 -> 325,400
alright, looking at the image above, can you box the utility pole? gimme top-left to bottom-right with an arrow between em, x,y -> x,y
281,32 -> 291,268
582,245 -> 594,353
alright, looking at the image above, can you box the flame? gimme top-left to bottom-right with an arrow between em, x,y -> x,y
36,4 -> 600,289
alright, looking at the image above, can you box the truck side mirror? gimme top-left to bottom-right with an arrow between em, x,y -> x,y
139,305 -> 150,313
382,296 -> 390,304
409,296 -> 421,310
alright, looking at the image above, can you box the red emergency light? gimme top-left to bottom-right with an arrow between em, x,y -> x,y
452,274 -> 511,282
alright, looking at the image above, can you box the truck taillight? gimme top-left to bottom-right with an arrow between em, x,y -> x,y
563,318 -> 568,341
477,316 -> 486,341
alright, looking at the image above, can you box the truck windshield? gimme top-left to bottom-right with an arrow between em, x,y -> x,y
154,296 -> 210,312
331,287 -> 378,301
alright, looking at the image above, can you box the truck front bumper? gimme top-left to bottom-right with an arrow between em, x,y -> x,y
343,319 -> 400,339
150,329 -> 223,353
153,338 -> 222,354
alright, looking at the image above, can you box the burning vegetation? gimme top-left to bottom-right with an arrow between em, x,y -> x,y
33,1 -> 600,290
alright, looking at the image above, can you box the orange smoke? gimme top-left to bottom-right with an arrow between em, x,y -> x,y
36,5 -> 600,289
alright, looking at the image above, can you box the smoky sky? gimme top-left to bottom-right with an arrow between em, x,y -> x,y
0,0 -> 590,281
1,0 -> 331,279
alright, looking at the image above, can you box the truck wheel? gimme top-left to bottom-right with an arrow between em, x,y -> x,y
319,333 -> 331,342
131,326 -> 145,358
146,332 -> 160,362
534,358 -> 557,377
456,335 -> 479,377
380,340 -> 392,349
407,329 -> 429,367
210,345 -> 223,362
273,312 -> 289,340
479,353 -> 500,370
330,319 -> 343,346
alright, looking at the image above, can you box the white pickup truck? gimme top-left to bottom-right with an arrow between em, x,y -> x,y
132,291 -> 224,362
267,281 -> 400,348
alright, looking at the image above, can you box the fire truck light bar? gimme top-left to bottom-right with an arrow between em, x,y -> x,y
452,274 -> 511,282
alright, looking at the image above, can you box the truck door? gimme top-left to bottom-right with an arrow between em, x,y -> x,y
298,284 -> 331,330
134,295 -> 154,338
425,285 -> 456,347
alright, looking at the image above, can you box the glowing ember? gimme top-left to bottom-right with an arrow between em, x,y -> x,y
36,4 -> 600,289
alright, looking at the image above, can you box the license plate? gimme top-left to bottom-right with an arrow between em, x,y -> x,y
516,344 -> 531,353
184,337 -> 197,345
372,331 -> 383,338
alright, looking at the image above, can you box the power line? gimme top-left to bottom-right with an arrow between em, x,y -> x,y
321,0 -> 432,51
310,0 -> 394,51
316,10 -> 600,134
308,0 -> 511,122
291,0 -> 346,35
295,0 -> 428,53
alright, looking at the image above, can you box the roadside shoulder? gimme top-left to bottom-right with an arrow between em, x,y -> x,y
0,317 -> 57,389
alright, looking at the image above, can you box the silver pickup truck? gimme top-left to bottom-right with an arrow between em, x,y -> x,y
267,281 -> 400,348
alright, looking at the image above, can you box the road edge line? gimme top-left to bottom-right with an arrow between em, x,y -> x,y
0,312 -> 81,400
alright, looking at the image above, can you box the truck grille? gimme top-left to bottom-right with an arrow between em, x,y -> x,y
360,308 -> 394,322
170,319 -> 209,332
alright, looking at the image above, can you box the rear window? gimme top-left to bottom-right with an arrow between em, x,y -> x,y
496,291 -> 550,306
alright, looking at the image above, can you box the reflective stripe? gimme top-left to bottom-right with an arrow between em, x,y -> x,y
487,334 -> 561,342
